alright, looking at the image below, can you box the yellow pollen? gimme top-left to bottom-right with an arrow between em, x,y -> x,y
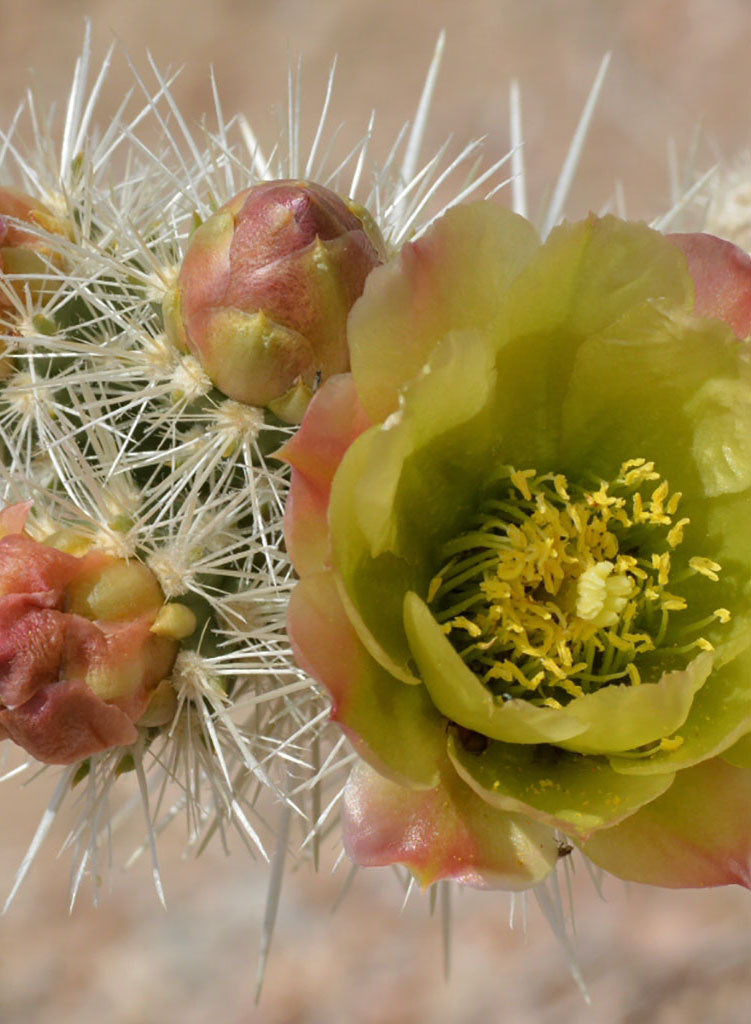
667,518 -> 690,548
510,468 -> 536,501
689,557 -> 722,582
666,492 -> 683,516
430,461 -> 728,711
651,552 -> 671,586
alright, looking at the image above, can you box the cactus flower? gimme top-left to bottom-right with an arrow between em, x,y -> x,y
163,179 -> 386,423
0,186 -> 66,309
283,202 -> 751,891
0,503 -> 189,765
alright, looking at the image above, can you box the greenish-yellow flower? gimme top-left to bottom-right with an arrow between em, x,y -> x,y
282,203 -> 751,891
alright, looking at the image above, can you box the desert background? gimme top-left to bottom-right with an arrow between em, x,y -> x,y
1,2 -> 751,1022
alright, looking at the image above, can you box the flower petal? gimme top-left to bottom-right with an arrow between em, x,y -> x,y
282,473 -> 331,579
608,644 -> 751,776
557,301 -> 751,658
287,569 -> 444,788
722,732 -> 751,769
507,214 -> 693,342
579,757 -> 751,887
278,373 -> 371,576
403,592 -> 587,744
342,758 -> 558,890
555,654 -> 713,755
329,328 -> 499,683
669,231 -> 751,340
447,733 -> 674,840
348,202 -> 539,421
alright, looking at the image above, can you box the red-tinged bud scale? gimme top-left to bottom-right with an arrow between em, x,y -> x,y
163,179 -> 386,422
0,504 -> 193,765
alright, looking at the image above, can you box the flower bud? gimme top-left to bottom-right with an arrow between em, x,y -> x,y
0,187 -> 66,309
0,503 -> 190,765
163,179 -> 386,423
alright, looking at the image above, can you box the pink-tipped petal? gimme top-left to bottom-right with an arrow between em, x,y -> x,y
669,231 -> 751,339
279,373 -> 371,576
580,757 -> 751,888
279,373 -> 371,490
283,472 -> 331,578
348,202 -> 539,421
342,759 -> 558,890
288,569 -> 444,788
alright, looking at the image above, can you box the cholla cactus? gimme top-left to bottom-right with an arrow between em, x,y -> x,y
0,29 -> 514,910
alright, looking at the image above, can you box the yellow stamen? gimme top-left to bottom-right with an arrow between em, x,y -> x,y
689,557 -> 721,582
427,575 -> 442,603
431,461 -> 728,713
667,517 -> 690,548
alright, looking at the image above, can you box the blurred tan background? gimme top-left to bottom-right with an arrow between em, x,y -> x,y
2,2 -> 751,1022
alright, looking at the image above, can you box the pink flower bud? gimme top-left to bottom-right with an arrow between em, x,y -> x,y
163,179 -> 386,422
0,504 -> 179,765
0,187 -> 66,309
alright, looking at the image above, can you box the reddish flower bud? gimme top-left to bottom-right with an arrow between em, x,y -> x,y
163,179 -> 385,422
0,187 -> 66,309
0,504 -> 183,765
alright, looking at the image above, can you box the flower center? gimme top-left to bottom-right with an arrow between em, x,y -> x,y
428,459 -> 729,708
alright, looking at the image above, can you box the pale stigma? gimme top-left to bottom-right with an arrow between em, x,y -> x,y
575,561 -> 634,628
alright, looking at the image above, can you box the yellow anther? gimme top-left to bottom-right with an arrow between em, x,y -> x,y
694,637 -> 714,652
667,518 -> 690,548
430,459 -> 727,706
449,615 -> 483,638
650,480 -> 670,512
714,608 -> 732,624
557,677 -> 585,698
609,633 -> 635,653
553,475 -> 570,500
622,459 -> 659,486
626,662 -> 642,686
666,492 -> 683,516
689,557 -> 721,582
651,552 -> 671,586
427,575 -> 442,603
659,735 -> 684,752
510,468 -> 535,501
